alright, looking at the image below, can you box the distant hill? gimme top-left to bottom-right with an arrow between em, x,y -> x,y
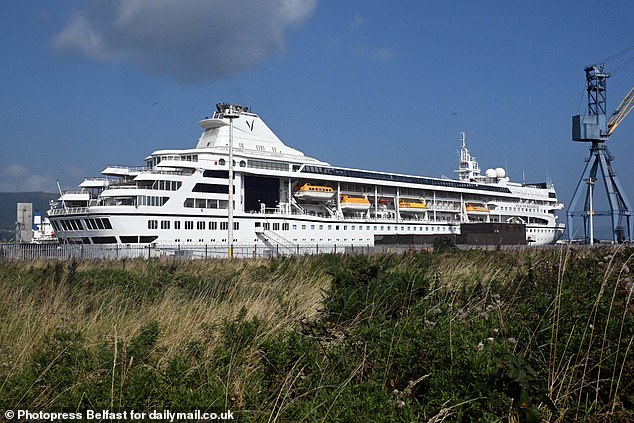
0,192 -> 57,241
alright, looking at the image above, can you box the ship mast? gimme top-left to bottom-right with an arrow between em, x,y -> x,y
456,131 -> 480,182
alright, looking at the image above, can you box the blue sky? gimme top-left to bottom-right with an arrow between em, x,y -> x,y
2,0 -> 634,237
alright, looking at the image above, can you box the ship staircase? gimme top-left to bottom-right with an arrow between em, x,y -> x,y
255,224 -> 296,255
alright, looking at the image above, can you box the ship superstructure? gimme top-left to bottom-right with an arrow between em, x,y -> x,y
48,103 -> 564,249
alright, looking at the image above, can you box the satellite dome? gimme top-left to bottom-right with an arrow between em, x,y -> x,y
485,168 -> 496,178
495,167 -> 506,178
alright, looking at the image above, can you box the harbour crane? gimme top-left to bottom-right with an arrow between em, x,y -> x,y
567,64 -> 634,243
608,85 -> 634,135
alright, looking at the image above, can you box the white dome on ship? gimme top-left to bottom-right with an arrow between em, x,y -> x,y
485,168 -> 496,178
495,167 -> 506,178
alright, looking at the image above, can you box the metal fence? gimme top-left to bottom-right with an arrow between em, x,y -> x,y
0,242 -> 443,261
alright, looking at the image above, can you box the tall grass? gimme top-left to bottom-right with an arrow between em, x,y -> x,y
0,248 -> 632,421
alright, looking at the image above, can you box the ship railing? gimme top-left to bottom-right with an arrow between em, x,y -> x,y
48,207 -> 89,216
83,177 -> 111,182
146,169 -> 196,176
104,165 -> 147,172
104,184 -> 138,189
62,189 -> 88,195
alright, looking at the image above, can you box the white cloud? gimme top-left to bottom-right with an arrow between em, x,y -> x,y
2,164 -> 29,179
0,165 -> 54,192
52,0 -> 317,83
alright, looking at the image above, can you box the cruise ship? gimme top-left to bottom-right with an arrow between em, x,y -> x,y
48,103 -> 564,251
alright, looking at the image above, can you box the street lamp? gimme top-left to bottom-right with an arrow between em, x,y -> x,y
222,104 -> 241,258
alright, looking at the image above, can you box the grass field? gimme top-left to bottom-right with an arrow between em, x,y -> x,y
0,247 -> 632,421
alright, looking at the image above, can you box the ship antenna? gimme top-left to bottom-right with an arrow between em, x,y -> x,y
56,180 -> 67,211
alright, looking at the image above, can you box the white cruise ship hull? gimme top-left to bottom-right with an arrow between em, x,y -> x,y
48,103 -> 565,250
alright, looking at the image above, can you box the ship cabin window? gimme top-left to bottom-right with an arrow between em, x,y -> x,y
344,226 -> 347,230
319,225 -> 323,230
239,160 -> 246,167
301,225 -> 306,230
185,221 -> 193,230
203,170 -> 229,179
273,223 -> 280,230
263,223 -> 270,230
210,222 -> 218,230
193,183 -> 231,194
328,225 -> 332,230
148,220 -> 158,230
311,225 -> 315,230
161,221 -> 170,230
220,222 -> 228,230
292,224 -> 297,230
175,221 -> 181,230
282,223 -> 289,230
219,159 -> 226,166
197,221 -> 205,230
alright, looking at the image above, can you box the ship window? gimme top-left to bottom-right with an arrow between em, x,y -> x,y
148,220 -> 158,230
203,170 -> 229,179
301,225 -> 306,230
195,199 -> 206,208
161,221 -> 170,229
234,222 -> 239,230
175,221 -> 181,230
197,221 -> 205,230
292,224 -> 297,230
319,225 -> 323,230
311,225 -> 315,230
185,221 -> 193,230
102,218 -> 112,229
219,159 -> 226,166
120,236 -> 139,244
328,225 -> 332,230
282,223 -> 289,230
273,223 -> 280,230
91,236 -> 117,244
211,222 -> 218,230
140,236 -> 158,243
193,183 -> 230,194
220,222 -> 228,230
